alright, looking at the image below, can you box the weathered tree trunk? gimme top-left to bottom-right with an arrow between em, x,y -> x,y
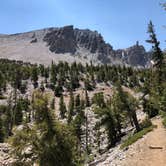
131,110 -> 140,132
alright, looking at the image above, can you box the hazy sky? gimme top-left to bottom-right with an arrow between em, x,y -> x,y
0,0 -> 166,50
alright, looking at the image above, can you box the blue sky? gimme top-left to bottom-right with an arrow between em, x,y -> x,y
0,0 -> 166,50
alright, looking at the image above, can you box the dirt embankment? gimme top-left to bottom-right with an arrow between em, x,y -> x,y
96,117 -> 166,166
121,117 -> 166,166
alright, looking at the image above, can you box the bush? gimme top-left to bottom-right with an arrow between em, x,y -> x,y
140,117 -> 152,129
92,92 -> 105,108
143,98 -> 159,118
160,111 -> 166,128
54,85 -> 63,97
162,117 -> 166,128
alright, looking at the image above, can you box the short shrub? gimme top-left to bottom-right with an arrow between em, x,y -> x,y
140,117 -> 152,129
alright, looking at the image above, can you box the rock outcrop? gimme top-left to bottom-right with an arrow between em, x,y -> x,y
115,42 -> 151,67
43,26 -> 150,66
0,143 -> 15,166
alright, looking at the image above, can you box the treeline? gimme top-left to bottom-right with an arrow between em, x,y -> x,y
0,58 -> 146,95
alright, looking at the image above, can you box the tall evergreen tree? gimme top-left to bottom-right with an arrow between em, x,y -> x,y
68,91 -> 75,123
59,95 -> 67,119
85,90 -> 90,107
31,66 -> 38,88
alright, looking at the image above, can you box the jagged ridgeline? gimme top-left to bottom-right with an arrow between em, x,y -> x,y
0,25 -> 151,67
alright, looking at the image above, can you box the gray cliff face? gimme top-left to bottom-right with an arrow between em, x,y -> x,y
43,26 -> 114,63
43,26 -> 77,54
115,42 -> 151,67
74,28 -> 114,63
43,26 -> 150,67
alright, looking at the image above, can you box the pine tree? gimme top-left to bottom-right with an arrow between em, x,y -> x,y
146,21 -> 164,93
31,66 -> 38,88
54,85 -> 63,97
59,95 -> 67,119
13,99 -> 23,125
75,94 -> 81,111
40,81 -> 45,92
126,94 -> 141,132
92,92 -> 105,108
84,78 -> 93,91
0,117 -> 4,142
68,91 -> 75,123
39,64 -> 45,77
50,97 -> 55,110
145,21 -> 165,115
72,110 -> 85,154
10,92 -> 79,166
85,90 -> 90,107
146,21 -> 164,69
115,83 -> 140,132
96,106 -> 118,147
50,62 -> 57,85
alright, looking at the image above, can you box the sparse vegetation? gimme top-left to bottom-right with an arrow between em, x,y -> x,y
121,125 -> 156,149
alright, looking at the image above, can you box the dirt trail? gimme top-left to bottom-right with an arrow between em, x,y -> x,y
121,117 -> 166,166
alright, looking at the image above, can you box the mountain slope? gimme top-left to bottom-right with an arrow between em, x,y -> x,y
0,25 -> 151,66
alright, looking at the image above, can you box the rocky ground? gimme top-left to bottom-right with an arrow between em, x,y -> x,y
0,143 -> 15,166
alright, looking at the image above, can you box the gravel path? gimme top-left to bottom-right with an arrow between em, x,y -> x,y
96,116 -> 166,166
120,117 -> 166,166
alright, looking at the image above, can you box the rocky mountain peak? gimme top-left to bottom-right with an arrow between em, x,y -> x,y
42,26 -> 150,66
0,25 -> 151,67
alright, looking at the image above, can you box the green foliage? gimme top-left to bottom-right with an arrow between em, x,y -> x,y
140,117 -> 152,129
59,95 -> 67,119
95,106 -> 119,147
0,117 -> 5,142
9,92 -> 80,166
68,91 -> 75,123
84,78 -> 93,91
159,111 -> 166,128
162,117 -> 166,128
121,125 -> 156,149
0,105 -> 12,139
54,85 -> 63,97
50,97 -> 55,110
0,95 -> 7,100
72,110 -> 85,142
50,62 -> 57,85
31,66 -> 38,88
147,21 -> 164,69
75,94 -> 81,111
92,92 -> 105,108
85,90 -> 90,107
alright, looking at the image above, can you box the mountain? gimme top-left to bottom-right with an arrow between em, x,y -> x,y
0,25 -> 151,67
